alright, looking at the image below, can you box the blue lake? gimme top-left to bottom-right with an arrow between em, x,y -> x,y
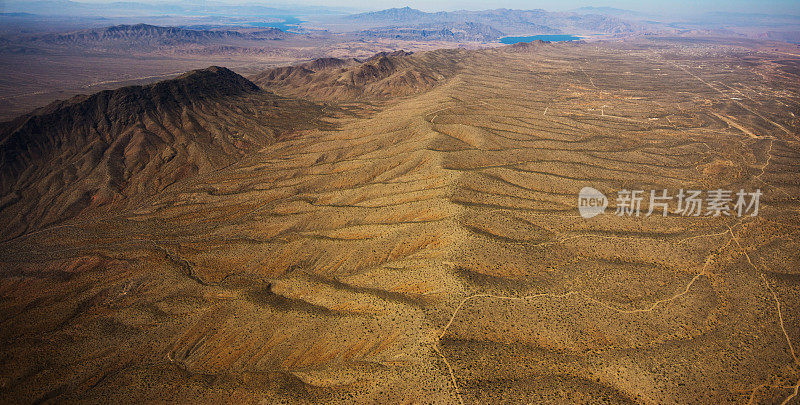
500,35 -> 582,44
249,17 -> 302,32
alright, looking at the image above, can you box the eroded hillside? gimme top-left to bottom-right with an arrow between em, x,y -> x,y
0,66 -> 326,239
250,49 -> 467,101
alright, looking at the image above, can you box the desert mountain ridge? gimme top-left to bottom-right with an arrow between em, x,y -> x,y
0,65 -> 325,239
250,49 -> 468,100
0,46 -> 482,240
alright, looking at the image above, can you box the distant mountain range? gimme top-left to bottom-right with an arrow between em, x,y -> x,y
1,24 -> 292,55
359,22 -> 506,42
345,7 -> 638,37
570,6 -> 653,20
4,4 -> 798,45
32,24 -> 288,46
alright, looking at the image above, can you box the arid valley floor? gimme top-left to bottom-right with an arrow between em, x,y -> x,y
0,36 -> 799,403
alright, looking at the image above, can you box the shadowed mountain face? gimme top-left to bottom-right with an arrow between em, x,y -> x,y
0,66 -> 325,239
1,39 -> 800,403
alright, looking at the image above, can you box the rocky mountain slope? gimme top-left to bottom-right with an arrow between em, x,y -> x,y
250,49 -> 465,100
0,66 -> 324,239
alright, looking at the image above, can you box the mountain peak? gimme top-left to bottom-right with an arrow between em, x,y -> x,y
348,6 -> 428,21
0,65 -> 324,238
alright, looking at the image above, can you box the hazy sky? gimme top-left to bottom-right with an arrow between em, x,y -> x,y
30,0 -> 800,16
216,0 -> 798,15
341,0 -> 798,15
